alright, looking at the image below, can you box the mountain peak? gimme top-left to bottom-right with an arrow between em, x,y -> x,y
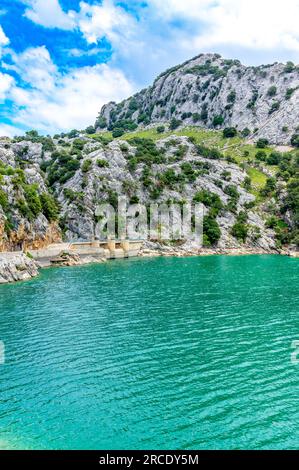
96,54 -> 299,145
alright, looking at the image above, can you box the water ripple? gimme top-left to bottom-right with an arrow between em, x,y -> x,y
0,255 -> 298,449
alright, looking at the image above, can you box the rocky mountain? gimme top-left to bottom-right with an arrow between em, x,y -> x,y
0,54 -> 298,256
0,138 -> 61,251
97,53 -> 299,145
0,127 -> 298,254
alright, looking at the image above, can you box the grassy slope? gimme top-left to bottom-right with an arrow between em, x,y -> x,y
90,126 -> 295,193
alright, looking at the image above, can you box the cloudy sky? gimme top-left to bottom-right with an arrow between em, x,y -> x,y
1,0 -> 299,136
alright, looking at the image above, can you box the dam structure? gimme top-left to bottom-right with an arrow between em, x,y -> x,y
28,240 -> 143,267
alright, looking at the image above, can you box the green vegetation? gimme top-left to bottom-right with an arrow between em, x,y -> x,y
212,115 -> 224,127
267,86 -> 277,97
291,134 -> 299,147
203,216 -> 221,246
223,127 -> 237,138
231,211 -> 248,242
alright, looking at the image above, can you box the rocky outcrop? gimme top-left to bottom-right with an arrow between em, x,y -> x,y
52,135 -> 277,251
0,253 -> 39,284
97,53 -> 299,145
0,139 -> 62,252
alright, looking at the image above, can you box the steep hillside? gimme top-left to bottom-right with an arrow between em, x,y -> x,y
0,127 -> 298,252
0,137 -> 61,251
97,53 -> 299,145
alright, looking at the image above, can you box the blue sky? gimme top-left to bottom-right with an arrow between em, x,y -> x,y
1,0 -> 299,136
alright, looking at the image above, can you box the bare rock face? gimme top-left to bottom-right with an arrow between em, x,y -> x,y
0,253 -> 39,284
52,135 -> 277,251
97,53 -> 299,145
0,139 -> 62,252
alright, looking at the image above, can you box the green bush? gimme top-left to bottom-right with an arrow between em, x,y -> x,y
85,125 -> 95,134
203,216 -> 221,246
0,189 -> 9,211
256,138 -> 269,149
81,159 -> 92,173
23,184 -> 42,219
256,150 -> 267,161
267,86 -> 277,97
212,115 -> 224,127
291,134 -> 299,147
169,118 -> 182,130
40,193 -> 59,221
112,128 -> 125,138
97,159 -> 109,168
269,101 -> 280,114
223,127 -> 237,138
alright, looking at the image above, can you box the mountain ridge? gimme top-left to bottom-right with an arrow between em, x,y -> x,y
96,53 -> 299,145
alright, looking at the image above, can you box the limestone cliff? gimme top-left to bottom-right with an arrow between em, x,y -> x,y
97,53 -> 299,145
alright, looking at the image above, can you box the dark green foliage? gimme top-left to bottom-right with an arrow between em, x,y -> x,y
266,151 -> 282,165
128,98 -> 139,111
22,184 -> 42,219
40,193 -> 59,221
212,115 -> 224,127
267,85 -> 277,97
286,88 -> 296,100
97,159 -> 109,168
260,177 -> 277,196
0,189 -> 9,211
81,159 -> 92,173
47,150 -> 80,186
95,116 -> 107,129
184,63 -> 226,79
180,162 -> 196,182
85,125 -> 95,134
193,190 -> 223,216
200,104 -> 208,123
156,126 -> 165,134
68,129 -> 80,138
169,118 -> 182,130
284,61 -> 295,73
231,211 -> 248,242
196,144 -> 223,160
112,128 -> 125,138
269,101 -> 280,114
241,128 -> 251,137
223,127 -> 237,138
256,138 -> 269,149
291,134 -> 299,147
158,169 -> 183,189
127,138 -> 166,170
256,150 -> 267,161
224,184 -> 239,200
247,90 -> 258,109
243,176 -> 252,190
227,90 -> 236,103
203,216 -> 221,246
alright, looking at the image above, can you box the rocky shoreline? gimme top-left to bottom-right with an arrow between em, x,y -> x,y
0,253 -> 39,284
0,243 -> 297,285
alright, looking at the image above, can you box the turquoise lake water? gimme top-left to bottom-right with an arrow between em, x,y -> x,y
0,255 -> 298,450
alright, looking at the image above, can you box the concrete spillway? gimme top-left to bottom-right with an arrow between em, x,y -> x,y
28,240 -> 143,266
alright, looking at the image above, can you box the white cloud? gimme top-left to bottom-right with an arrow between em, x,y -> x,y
0,72 -> 14,101
0,25 -> 9,57
22,0 -> 75,30
0,123 -> 25,138
4,46 -> 134,134
76,0 -> 135,47
3,46 -> 58,92
148,0 -> 299,53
